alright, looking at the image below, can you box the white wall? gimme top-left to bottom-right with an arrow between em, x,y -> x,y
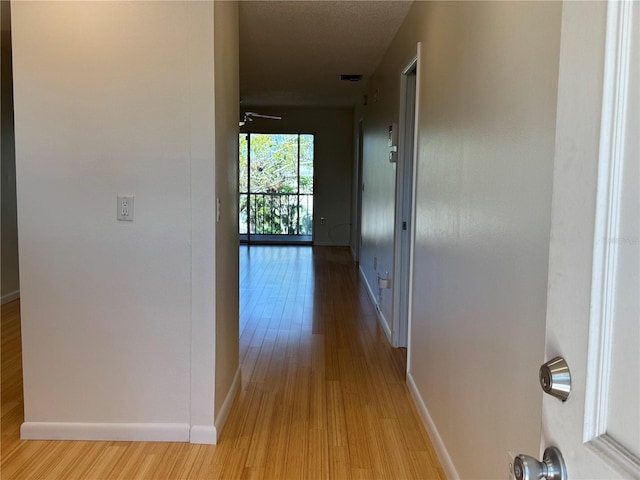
359,2 -> 562,477
357,69 -> 403,332
240,107 -> 354,246
1,1 -> 20,304
214,0 -> 241,430
12,2 -> 225,442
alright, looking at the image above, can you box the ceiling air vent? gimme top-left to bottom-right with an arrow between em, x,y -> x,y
340,74 -> 363,82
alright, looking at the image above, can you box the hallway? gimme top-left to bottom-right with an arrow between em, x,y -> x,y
1,246 -> 443,479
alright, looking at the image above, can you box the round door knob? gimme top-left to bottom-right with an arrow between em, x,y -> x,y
514,454 -> 547,480
513,447 -> 567,480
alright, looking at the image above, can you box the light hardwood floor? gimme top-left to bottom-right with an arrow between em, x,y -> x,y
1,246 -> 443,479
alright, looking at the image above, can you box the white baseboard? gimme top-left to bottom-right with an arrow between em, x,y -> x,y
1,290 -> 19,305
189,424 -> 216,445
211,366 -> 241,444
359,266 -> 392,342
406,372 -> 459,480
376,303 -> 392,343
20,422 -> 190,442
20,370 -> 242,445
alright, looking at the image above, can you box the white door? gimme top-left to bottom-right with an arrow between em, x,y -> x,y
539,1 -> 639,478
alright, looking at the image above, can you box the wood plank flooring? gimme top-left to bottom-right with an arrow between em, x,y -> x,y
1,246 -> 443,479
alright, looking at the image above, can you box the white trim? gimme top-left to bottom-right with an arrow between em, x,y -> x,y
407,371 -> 458,480
584,0 -> 639,476
20,422 -> 190,442
406,41 -> 422,375
376,302 -> 392,343
359,265 -> 392,343
587,435 -> 640,476
1,290 -> 20,305
189,425 -> 217,445
212,366 -> 241,443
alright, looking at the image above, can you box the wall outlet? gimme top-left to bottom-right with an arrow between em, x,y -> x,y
117,195 -> 134,221
320,217 -> 325,224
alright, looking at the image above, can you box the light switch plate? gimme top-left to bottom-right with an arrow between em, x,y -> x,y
117,195 -> 134,221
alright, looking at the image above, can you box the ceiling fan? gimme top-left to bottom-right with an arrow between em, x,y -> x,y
239,111 -> 282,126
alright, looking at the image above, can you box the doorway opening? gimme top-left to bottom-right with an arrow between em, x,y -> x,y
239,133 -> 314,244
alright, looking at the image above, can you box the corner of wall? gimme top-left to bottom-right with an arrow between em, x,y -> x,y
213,0 -> 240,424
188,0 -> 218,437
190,367 -> 240,445
406,372 -> 459,479
189,425 -> 217,445
212,366 -> 241,444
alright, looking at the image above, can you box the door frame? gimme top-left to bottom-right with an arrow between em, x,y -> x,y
392,45 -> 420,349
353,119 -> 364,263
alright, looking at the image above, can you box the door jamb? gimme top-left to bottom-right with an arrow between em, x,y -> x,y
392,45 -> 421,350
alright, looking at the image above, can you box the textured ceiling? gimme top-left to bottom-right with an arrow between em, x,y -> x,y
239,1 -> 413,107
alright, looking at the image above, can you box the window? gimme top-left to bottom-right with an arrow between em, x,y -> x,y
239,133 -> 314,243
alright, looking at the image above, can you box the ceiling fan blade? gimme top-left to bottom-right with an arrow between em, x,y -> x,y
245,112 -> 282,121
